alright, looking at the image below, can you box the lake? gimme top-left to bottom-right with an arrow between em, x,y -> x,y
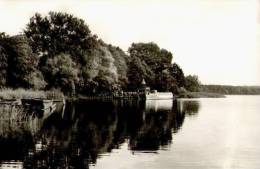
0,95 -> 259,169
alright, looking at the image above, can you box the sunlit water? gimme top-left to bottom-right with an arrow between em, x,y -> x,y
0,95 -> 259,169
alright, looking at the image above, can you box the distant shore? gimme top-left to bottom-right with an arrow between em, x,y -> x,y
179,92 -> 225,98
200,85 -> 260,95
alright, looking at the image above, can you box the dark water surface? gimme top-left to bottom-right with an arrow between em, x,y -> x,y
0,96 -> 260,169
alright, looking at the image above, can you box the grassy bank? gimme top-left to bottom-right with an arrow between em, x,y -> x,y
0,88 -> 64,100
179,91 -> 225,98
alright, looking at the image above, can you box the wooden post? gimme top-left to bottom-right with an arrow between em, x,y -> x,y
71,81 -> 76,97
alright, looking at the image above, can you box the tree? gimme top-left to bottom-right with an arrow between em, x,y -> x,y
24,12 -> 98,63
185,75 -> 201,92
128,42 -> 172,72
4,35 -> 46,89
127,56 -> 154,90
24,12 -> 105,94
27,70 -> 47,90
0,46 -> 8,87
107,44 -> 129,90
154,69 -> 176,92
170,63 -> 185,87
80,43 -> 120,94
128,42 -> 175,91
0,33 -> 9,87
42,53 -> 79,94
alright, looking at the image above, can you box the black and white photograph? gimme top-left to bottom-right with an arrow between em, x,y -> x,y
0,0 -> 260,168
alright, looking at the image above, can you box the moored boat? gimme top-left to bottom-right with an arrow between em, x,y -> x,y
145,90 -> 173,100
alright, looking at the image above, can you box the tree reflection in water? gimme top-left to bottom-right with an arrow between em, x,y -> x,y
0,99 -> 200,169
177,99 -> 200,117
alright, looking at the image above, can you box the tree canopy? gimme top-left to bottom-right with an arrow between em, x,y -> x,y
0,34 -> 9,86
171,63 -> 185,87
0,34 -> 46,89
0,12 -> 191,95
25,12 -> 97,60
185,75 -> 201,92
127,42 -> 185,92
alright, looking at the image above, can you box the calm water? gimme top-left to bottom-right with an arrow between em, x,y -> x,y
0,95 -> 260,169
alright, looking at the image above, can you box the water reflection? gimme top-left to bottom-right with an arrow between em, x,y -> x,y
145,100 -> 173,111
0,161 -> 23,169
177,99 -> 200,117
0,99 -> 200,168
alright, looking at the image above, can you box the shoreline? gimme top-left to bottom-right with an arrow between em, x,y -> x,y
2,89 -> 260,102
179,92 -> 226,98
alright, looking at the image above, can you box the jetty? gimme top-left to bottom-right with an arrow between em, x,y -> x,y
21,98 -> 57,117
0,98 -> 58,121
0,98 -> 62,137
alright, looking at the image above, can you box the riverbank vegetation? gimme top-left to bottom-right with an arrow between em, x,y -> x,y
0,12 -> 189,97
0,12 -> 259,98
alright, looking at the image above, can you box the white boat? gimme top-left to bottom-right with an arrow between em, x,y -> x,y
145,90 -> 173,100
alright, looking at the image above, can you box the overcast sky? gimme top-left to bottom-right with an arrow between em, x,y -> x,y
0,0 -> 259,86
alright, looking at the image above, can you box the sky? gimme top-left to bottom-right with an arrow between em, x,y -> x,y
0,0 -> 259,86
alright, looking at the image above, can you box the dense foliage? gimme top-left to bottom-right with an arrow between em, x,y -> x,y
0,33 -> 8,86
0,34 -> 46,89
184,75 -> 201,92
127,42 -> 180,92
0,12 -> 189,95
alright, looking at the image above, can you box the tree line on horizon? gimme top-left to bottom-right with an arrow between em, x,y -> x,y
200,85 -> 260,95
0,12 -> 200,95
